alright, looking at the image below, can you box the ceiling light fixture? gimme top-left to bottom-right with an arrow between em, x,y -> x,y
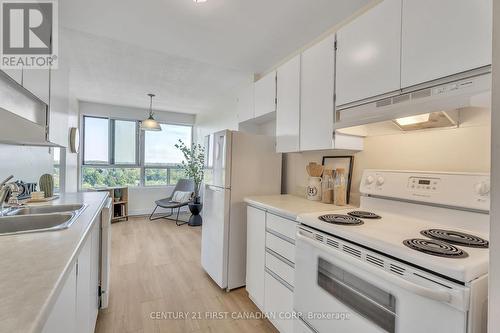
140,93 -> 161,131
193,0 -> 207,3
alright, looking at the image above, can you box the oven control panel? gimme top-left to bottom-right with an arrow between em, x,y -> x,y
360,170 -> 490,211
407,177 -> 440,192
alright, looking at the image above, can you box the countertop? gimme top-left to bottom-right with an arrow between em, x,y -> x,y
244,194 -> 354,220
0,191 -> 108,333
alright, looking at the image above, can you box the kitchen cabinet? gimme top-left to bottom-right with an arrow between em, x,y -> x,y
23,68 -> 50,104
401,0 -> 492,88
276,54 -> 301,153
246,206 -> 296,333
41,218 -> 102,333
246,206 -> 266,309
300,36 -> 335,151
76,231 -> 92,333
265,271 -> 294,333
254,71 -> 276,118
41,263 -> 77,333
336,0 -> 402,106
2,68 -> 23,85
237,84 -> 255,123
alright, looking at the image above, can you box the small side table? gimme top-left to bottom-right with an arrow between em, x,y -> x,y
188,202 -> 203,226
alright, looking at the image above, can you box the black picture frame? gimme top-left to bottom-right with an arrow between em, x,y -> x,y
321,156 -> 354,204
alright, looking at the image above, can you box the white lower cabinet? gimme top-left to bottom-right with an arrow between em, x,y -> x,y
42,217 -> 102,333
246,206 -> 266,309
41,263 -> 77,333
246,206 -> 296,333
264,271 -> 294,333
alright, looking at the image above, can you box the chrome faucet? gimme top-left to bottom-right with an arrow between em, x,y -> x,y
0,175 -> 16,216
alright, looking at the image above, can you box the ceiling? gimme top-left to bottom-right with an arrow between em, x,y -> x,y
60,0 -> 372,114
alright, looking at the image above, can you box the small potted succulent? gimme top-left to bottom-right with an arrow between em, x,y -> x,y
175,139 -> 205,226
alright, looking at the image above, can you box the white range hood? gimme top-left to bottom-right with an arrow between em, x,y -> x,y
333,67 -> 492,133
0,71 -> 61,147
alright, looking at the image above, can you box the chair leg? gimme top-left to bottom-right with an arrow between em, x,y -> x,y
149,205 -> 174,221
176,207 -> 187,226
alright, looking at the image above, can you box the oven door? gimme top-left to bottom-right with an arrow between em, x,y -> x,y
294,227 -> 469,333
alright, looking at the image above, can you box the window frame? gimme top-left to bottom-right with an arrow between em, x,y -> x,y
80,115 -> 193,189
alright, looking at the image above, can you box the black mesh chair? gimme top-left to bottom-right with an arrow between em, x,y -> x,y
149,179 -> 195,226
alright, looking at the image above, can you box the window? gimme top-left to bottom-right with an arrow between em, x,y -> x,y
81,116 -> 192,188
53,147 -> 60,192
83,117 -> 109,164
113,120 -> 137,164
143,123 -> 192,186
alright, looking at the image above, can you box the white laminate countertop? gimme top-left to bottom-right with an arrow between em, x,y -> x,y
244,194 -> 354,220
0,191 -> 108,333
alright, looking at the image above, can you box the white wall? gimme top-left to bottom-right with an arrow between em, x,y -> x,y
0,145 -> 54,184
489,0 -> 500,330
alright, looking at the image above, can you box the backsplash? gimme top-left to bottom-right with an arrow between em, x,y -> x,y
283,124 -> 491,206
0,144 -> 54,184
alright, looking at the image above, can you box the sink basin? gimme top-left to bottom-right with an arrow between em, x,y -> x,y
6,204 -> 85,216
0,213 -> 75,235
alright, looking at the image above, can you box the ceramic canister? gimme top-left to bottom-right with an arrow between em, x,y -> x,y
306,177 -> 322,201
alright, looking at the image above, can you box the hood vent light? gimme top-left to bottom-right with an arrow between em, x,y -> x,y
393,110 -> 459,131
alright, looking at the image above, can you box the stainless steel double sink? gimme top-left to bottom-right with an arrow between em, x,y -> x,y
0,204 -> 87,236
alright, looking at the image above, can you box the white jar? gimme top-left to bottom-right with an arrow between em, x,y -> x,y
306,177 -> 322,201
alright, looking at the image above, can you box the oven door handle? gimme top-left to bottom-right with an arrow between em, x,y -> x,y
297,232 -> 453,303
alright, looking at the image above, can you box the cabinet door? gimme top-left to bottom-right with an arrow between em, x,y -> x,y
1,68 -> 23,85
300,36 -> 335,151
336,0 -> 402,105
41,264 -> 77,333
254,71 -> 276,117
22,68 -> 50,104
401,0 -> 492,88
264,272 -> 294,333
246,206 -> 266,310
76,234 -> 92,333
276,54 -> 301,153
237,84 -> 255,123
89,222 -> 101,329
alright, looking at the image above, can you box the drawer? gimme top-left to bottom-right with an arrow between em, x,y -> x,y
266,213 -> 297,241
265,271 -> 294,333
266,232 -> 295,263
266,250 -> 295,287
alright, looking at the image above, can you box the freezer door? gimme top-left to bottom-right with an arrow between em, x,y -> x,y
201,185 -> 231,289
211,130 -> 232,188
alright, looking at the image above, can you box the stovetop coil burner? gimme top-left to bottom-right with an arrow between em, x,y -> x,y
348,211 -> 381,219
403,238 -> 468,258
421,229 -> 489,248
318,214 -> 364,226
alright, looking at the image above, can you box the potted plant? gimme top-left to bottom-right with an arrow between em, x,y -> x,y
175,139 -> 205,226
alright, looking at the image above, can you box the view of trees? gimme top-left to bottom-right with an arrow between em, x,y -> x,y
82,167 -> 186,188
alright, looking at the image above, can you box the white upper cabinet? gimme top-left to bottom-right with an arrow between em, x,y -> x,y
276,54 -> 301,153
237,84 -> 255,123
300,36 -> 335,151
401,0 -> 492,88
23,68 -> 50,104
254,71 -> 276,118
336,0 -> 402,106
2,69 -> 23,85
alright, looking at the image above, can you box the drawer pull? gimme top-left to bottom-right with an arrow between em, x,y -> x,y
265,268 -> 294,292
266,248 -> 295,268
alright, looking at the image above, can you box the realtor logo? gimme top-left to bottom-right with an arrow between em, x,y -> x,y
1,0 -> 58,69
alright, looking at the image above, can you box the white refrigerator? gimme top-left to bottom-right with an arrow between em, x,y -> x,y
201,130 -> 282,291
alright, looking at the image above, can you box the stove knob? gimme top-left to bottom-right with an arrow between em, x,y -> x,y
365,176 -> 374,185
475,181 -> 490,196
376,177 -> 385,186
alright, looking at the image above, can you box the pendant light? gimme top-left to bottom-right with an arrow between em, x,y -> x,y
140,93 -> 161,131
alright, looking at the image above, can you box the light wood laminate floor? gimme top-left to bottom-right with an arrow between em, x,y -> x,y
95,216 -> 278,333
